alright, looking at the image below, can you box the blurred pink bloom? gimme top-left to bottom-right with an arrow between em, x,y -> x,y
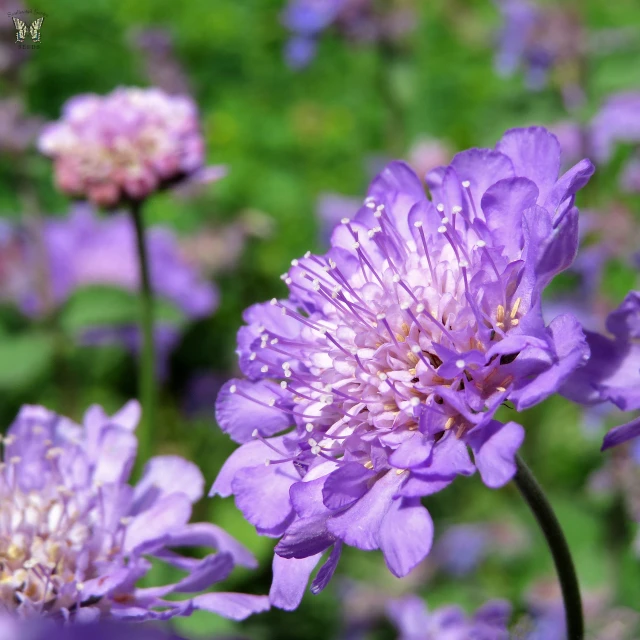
38,87 -> 224,207
407,136 -> 451,181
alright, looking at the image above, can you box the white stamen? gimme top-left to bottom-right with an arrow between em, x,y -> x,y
436,203 -> 445,212
462,180 -> 471,188
229,385 -> 237,393
456,359 -> 465,369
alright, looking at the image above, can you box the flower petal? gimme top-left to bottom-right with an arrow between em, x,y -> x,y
269,553 -> 322,611
378,497 -> 433,577
215,379 -> 291,443
467,421 -> 524,488
193,592 -> 270,620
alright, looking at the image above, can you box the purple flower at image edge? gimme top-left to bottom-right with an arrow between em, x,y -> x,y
387,595 -> 512,640
0,618 -> 187,640
210,126 -> 594,609
562,291 -> 640,450
0,401 -> 269,622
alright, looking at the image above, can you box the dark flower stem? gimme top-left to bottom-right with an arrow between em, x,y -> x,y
513,454 -> 584,640
130,200 -> 156,474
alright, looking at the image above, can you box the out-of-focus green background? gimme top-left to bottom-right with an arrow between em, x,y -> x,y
2,0 -> 640,637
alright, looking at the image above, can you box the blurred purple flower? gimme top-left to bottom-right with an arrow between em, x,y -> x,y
281,0 -> 415,69
211,127 -> 593,608
590,93 -> 640,164
562,291 -> 640,450
433,524 -> 489,577
0,618 -> 187,640
3,206 -> 217,377
591,92 -> 640,193
131,28 -> 191,96
316,193 -> 361,244
0,98 -> 43,155
0,401 -> 268,622
493,1 -> 585,105
386,595 -> 511,640
38,87 -> 224,207
27,205 -> 218,319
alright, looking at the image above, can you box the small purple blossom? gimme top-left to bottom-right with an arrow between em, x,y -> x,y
211,127 -> 594,608
386,595 -> 512,640
38,87 -> 224,207
0,401 -> 269,622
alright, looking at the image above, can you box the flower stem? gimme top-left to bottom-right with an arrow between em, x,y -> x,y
513,454 -> 584,640
130,201 -> 156,474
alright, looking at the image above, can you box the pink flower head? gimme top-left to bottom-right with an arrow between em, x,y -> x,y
38,87 -> 223,207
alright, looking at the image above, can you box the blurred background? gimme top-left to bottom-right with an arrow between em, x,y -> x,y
1,0 -> 640,637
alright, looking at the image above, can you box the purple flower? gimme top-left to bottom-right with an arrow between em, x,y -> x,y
38,87 -> 225,207
39,205 -> 217,318
433,524 -> 489,577
0,618 -> 187,640
211,127 -> 594,608
590,92 -> 640,193
562,291 -> 640,450
386,595 -> 511,640
0,401 -> 268,622
281,0 -> 416,69
130,28 -> 191,96
0,98 -> 43,155
590,93 -> 640,164
493,1 -> 585,103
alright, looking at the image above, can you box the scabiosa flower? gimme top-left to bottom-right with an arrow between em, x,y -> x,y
37,87 -> 225,208
386,595 -> 511,640
562,291 -> 640,450
0,401 -> 268,622
211,127 -> 594,608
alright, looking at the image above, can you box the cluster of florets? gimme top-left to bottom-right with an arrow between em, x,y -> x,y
0,401 -> 268,622
38,87 -> 222,207
212,126 -> 594,607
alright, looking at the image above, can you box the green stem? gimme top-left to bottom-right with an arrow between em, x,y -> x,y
130,201 -> 156,475
513,454 -> 584,640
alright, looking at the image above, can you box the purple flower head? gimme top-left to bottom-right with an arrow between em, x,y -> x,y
211,127 -> 594,608
0,401 -> 268,622
386,595 -> 512,640
38,87 -> 224,207
562,291 -> 640,451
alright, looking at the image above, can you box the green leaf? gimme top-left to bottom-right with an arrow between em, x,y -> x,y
59,285 -> 185,335
0,332 -> 56,390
